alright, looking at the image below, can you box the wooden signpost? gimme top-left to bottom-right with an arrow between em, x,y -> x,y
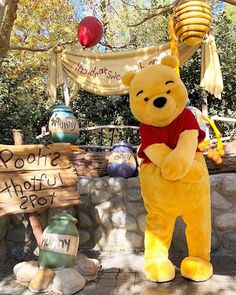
0,143 -> 80,217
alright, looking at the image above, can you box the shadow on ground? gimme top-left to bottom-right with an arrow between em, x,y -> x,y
0,251 -> 236,295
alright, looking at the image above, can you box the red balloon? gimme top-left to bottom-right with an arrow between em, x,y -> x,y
77,16 -> 103,48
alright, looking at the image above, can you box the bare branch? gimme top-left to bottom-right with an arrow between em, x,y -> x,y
127,0 -> 181,27
9,40 -> 78,52
99,41 -> 137,50
10,45 -> 53,52
221,0 -> 236,5
120,0 -> 149,10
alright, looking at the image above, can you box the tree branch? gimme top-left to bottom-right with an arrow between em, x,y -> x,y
120,0 -> 149,10
222,0 -> 236,5
127,0 -> 181,27
10,45 -> 53,52
9,40 -> 78,52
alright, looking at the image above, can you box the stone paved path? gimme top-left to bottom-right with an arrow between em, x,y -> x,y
0,253 -> 236,295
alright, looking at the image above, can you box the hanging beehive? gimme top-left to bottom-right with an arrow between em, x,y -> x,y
173,0 -> 212,46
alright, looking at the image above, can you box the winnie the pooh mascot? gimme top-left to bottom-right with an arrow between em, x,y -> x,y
122,56 -> 212,283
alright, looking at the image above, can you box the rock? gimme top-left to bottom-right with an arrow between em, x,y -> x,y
126,232 -> 144,249
137,213 -> 146,233
98,229 -> 143,251
127,178 -> 140,189
211,230 -> 219,252
172,217 -> 187,254
79,230 -> 91,244
210,174 -> 222,190
52,268 -> 85,294
92,202 -> 111,225
102,213 -> 113,230
94,225 -> 106,246
220,173 -> 236,196
14,261 -> 39,283
6,224 -> 31,243
77,177 -> 92,194
222,232 -> 236,255
211,190 -> 232,210
91,190 -> 111,204
215,213 -> 236,231
33,247 -> 39,257
77,195 -> 91,212
107,177 -> 125,193
126,202 -> 145,216
110,195 -> 124,212
92,178 -> 105,190
87,206 -> 100,225
75,253 -> 99,281
0,216 -> 9,239
29,268 -> 55,292
126,189 -> 142,202
11,244 -> 33,261
0,240 -> 7,265
111,211 -> 138,231
78,212 -> 93,228
8,214 -> 23,229
95,201 -> 111,212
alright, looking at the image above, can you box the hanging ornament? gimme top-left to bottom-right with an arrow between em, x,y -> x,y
77,16 -> 103,48
173,0 -> 212,46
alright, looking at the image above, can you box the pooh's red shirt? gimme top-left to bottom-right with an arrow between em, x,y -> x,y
138,108 -> 205,164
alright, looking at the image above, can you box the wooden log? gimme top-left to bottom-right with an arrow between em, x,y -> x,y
205,153 -> 236,174
72,141 -> 236,176
72,151 -> 110,177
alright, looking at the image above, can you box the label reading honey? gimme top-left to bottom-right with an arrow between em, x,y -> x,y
49,117 -> 79,134
40,233 -> 79,256
109,152 -> 136,165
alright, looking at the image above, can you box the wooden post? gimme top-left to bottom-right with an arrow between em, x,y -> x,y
63,69 -> 70,106
12,129 -> 43,247
12,129 -> 24,145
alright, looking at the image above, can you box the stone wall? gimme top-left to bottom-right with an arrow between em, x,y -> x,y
0,173 -> 236,264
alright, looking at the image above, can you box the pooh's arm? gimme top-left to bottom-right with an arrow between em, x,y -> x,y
161,130 -> 205,181
144,143 -> 171,167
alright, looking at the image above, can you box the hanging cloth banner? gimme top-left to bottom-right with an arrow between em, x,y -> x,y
200,32 -> 223,100
48,42 -> 200,99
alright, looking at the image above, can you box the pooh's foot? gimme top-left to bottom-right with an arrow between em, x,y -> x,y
144,258 -> 175,282
181,160 -> 206,183
180,257 -> 213,282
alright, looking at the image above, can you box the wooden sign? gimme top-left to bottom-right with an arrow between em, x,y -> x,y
0,143 -> 80,217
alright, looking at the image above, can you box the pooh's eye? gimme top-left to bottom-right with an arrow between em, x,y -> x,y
136,90 -> 143,96
144,97 -> 149,102
166,90 -> 171,94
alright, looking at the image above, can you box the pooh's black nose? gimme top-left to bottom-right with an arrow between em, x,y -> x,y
153,97 -> 167,108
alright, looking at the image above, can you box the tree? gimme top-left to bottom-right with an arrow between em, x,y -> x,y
0,0 -> 19,67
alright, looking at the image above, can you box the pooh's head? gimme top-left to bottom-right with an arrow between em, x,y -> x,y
122,56 -> 188,127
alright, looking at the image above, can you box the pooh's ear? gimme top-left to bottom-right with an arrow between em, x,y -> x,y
122,71 -> 136,86
161,55 -> 179,69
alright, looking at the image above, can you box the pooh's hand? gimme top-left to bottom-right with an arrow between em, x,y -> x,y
161,151 -> 193,181
180,160 -> 206,183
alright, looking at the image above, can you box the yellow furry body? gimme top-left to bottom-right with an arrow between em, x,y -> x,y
122,55 -> 213,282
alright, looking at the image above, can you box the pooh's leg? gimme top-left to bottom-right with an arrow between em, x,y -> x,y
144,212 -> 176,282
180,200 -> 213,281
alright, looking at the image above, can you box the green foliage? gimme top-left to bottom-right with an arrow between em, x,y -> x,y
0,55 -> 54,144
0,1 -> 235,145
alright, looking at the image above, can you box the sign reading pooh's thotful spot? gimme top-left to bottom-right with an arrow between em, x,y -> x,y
0,143 -> 80,217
